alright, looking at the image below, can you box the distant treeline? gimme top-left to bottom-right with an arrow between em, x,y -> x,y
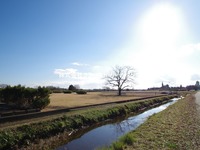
46,86 -> 135,93
148,85 -> 200,91
46,85 -> 87,94
0,85 -> 50,109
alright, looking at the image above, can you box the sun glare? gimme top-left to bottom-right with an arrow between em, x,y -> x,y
139,3 -> 182,46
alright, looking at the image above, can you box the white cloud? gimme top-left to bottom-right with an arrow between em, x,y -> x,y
191,74 -> 200,81
71,62 -> 89,66
53,67 -> 105,89
54,68 -> 91,79
54,68 -> 78,78
178,43 -> 200,58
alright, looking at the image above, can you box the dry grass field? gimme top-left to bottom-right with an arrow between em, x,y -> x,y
44,91 -> 163,111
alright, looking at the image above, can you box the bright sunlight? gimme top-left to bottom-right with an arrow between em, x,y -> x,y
139,3 -> 183,46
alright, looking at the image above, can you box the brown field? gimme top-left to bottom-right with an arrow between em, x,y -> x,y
44,91 -> 164,111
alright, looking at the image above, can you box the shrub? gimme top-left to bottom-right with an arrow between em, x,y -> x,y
63,90 -> 72,94
32,97 -> 50,109
120,134 -> 135,145
0,85 -> 50,109
111,141 -> 123,150
52,90 -> 63,93
76,90 -> 87,94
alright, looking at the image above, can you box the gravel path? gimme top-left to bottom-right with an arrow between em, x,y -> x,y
195,91 -> 200,112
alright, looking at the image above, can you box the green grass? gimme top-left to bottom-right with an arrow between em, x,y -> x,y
107,93 -> 200,150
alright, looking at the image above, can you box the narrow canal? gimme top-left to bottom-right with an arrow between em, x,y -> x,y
57,97 -> 181,150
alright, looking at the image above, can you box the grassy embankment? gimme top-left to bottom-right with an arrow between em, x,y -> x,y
0,95 -> 176,150
107,93 -> 200,150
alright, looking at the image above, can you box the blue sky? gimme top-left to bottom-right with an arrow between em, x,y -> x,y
1,0 -> 200,89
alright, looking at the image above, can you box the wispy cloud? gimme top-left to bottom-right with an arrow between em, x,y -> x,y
71,62 -> 89,66
54,68 -> 102,80
54,68 -> 78,78
53,67 -> 104,88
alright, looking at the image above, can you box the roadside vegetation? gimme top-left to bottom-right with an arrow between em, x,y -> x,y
76,90 -> 87,94
0,85 -> 50,109
0,95 -> 176,149
107,93 -> 200,150
63,85 -> 87,94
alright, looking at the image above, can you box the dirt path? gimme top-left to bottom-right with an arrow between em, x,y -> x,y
195,91 -> 200,112
119,92 -> 200,150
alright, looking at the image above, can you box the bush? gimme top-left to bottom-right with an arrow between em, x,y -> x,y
52,90 -> 63,93
111,141 -> 123,150
32,97 -> 50,109
120,134 -> 135,145
0,86 -> 50,109
63,90 -> 72,94
76,90 -> 87,94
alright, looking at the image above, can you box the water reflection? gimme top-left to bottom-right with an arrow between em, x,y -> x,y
57,98 -> 180,150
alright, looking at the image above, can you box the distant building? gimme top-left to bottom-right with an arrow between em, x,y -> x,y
160,82 -> 170,90
186,81 -> 200,91
195,81 -> 200,90
148,81 -> 200,91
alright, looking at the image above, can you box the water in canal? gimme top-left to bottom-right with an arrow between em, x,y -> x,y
57,97 -> 181,150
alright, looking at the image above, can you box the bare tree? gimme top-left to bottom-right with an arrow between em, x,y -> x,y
104,66 -> 136,96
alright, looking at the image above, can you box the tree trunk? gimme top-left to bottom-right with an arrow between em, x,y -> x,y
118,88 -> 121,96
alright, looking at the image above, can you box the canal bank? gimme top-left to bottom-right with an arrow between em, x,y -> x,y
57,97 -> 181,150
108,92 -> 200,150
0,95 -> 177,150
